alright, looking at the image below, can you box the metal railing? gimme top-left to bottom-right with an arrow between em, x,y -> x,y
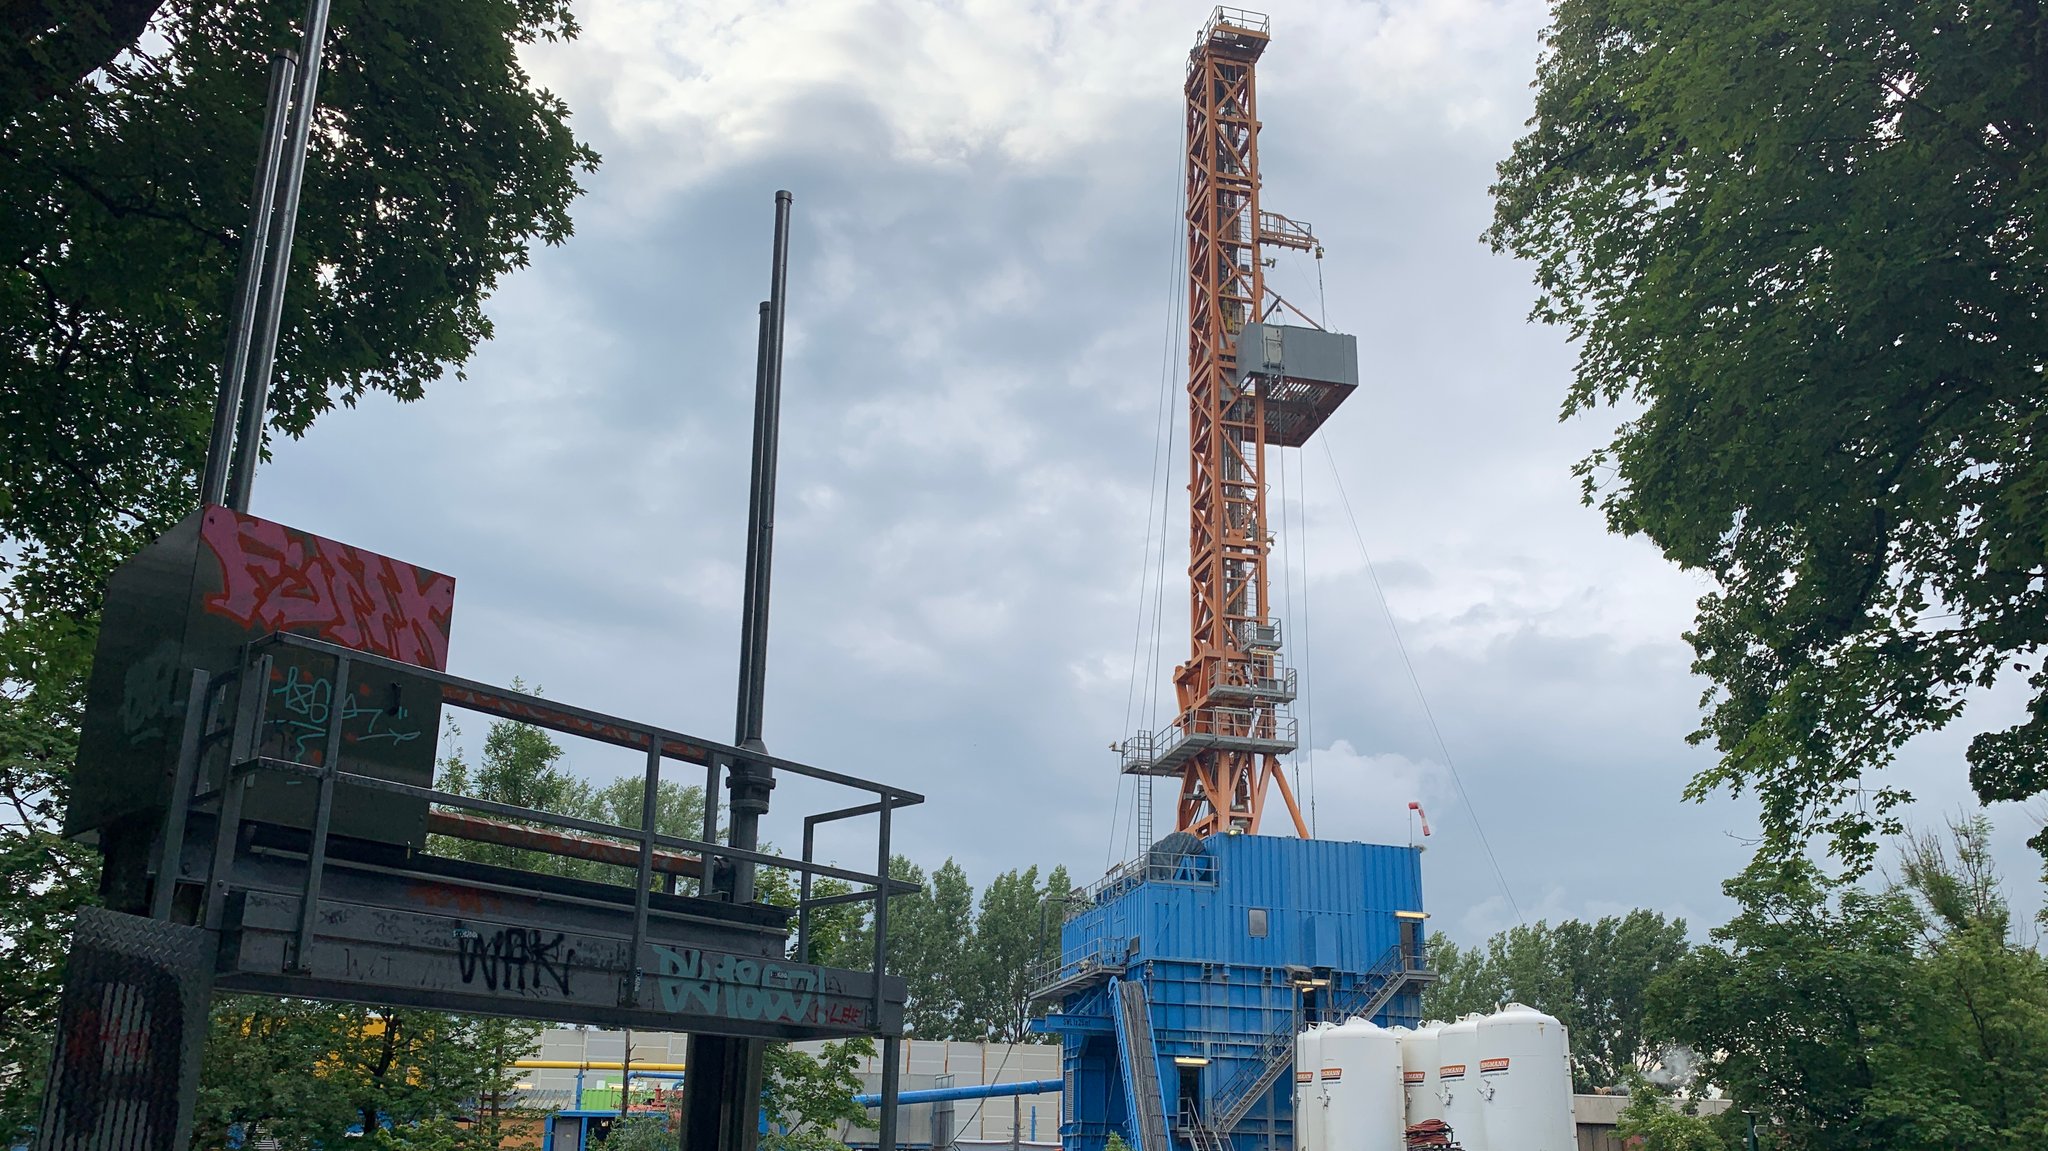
156,631 -> 924,1017
1203,660 -> 1297,702
1202,6 -> 1270,41
1122,706 -> 1299,775
1206,942 -> 1435,1133
1233,620 -> 1281,651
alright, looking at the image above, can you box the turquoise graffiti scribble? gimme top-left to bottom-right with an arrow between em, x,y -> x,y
271,665 -> 424,758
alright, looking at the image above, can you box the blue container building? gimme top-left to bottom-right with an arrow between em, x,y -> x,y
1033,834 -> 1432,1151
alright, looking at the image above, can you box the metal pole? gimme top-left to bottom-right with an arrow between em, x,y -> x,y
625,740 -> 660,1006
202,52 -> 295,507
228,0 -> 335,512
152,669 -> 212,921
878,1037 -> 901,1151
727,190 -> 793,904
797,816 -> 815,963
293,651 -> 349,972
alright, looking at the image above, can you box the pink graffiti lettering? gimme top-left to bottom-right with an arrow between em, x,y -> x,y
201,508 -> 455,669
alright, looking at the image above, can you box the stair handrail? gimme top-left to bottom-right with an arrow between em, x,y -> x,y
1206,941 -> 1435,1132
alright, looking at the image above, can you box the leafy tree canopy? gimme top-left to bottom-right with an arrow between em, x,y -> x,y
3,0 -> 596,659
1490,0 -> 2048,871
1423,910 -> 1689,1091
1615,1088 -> 1734,1151
196,998 -> 539,1151
0,0 -> 163,119
1647,818 -> 2048,1150
761,1039 -> 872,1151
0,1 -> 593,1133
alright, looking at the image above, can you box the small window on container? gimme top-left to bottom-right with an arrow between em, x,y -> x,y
1248,908 -> 1268,937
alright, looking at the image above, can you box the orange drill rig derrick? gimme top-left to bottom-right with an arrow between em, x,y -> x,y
1121,8 -> 1359,841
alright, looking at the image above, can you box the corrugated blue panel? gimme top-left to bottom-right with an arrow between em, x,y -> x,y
1058,836 -> 1423,973
1050,836 -> 1427,1151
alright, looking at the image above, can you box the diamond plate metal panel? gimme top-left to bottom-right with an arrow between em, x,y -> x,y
36,909 -> 215,1151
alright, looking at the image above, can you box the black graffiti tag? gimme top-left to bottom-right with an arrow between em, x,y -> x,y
455,927 -> 574,995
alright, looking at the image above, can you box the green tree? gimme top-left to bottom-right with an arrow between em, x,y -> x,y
0,682 -> 96,1138
1646,823 -> 2048,1150
1421,912 -> 1689,1091
1420,932 -> 1500,1021
1647,860 -> 1922,1149
761,1039 -> 872,1151
1489,0 -> 2048,872
883,855 -> 976,1038
962,864 -> 1071,1043
195,998 -> 539,1151
1615,1088 -> 1734,1151
435,709 -> 708,888
598,1116 -> 675,1151
0,0 -> 594,1136
0,0 -> 166,120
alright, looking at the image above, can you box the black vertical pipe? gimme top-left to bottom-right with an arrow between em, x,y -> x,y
727,190 -> 792,904
683,191 -> 792,1151
732,299 -> 773,755
876,798 -> 898,1151
202,52 -> 296,508
879,1038 -> 901,1151
228,0 -> 334,512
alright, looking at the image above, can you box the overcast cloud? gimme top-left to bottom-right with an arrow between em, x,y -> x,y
254,0 -> 2045,942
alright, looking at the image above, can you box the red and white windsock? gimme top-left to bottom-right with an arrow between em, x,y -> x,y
1408,801 -> 1432,837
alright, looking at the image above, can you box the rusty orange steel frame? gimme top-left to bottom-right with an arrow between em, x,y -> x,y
1171,9 -> 1316,839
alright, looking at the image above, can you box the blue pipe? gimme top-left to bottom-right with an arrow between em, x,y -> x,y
853,1078 -> 1063,1109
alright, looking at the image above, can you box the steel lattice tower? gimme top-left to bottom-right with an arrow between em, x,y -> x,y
1122,9 -> 1353,841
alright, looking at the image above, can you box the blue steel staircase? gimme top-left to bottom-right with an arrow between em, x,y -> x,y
1203,941 -> 1437,1136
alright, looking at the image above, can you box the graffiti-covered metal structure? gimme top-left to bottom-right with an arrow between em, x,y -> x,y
39,9 -> 913,1140
43,499 -> 920,1151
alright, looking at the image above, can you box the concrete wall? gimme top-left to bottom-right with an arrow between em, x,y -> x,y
833,1040 -> 1063,1150
512,1029 -> 1063,1149
1571,1094 -> 1731,1151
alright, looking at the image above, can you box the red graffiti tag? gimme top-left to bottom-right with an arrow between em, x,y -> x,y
200,507 -> 456,669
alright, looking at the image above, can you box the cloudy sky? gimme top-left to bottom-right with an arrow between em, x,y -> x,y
257,0 -> 2044,942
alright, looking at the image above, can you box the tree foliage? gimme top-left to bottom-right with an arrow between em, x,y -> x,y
883,856 -> 976,1038
1615,1088 -> 1735,1151
964,863 -> 1072,1044
435,709 -> 707,888
195,998 -> 539,1151
1490,0 -> 2048,870
0,0 -> 594,1135
761,1039 -> 871,1151
0,0 -> 164,120
1422,910 -> 1689,1091
1647,818 -> 2048,1150
876,856 -> 1074,1042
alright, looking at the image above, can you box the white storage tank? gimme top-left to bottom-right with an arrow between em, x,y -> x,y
1477,1003 -> 1575,1151
1436,1013 -> 1487,1151
1294,1021 -> 1333,1151
1399,1020 -> 1445,1127
1320,1016 -> 1404,1151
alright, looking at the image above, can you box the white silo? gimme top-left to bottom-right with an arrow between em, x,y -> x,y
1435,1013 -> 1487,1151
1294,1021 -> 1333,1151
1399,1021 -> 1445,1126
1477,1003 -> 1575,1151
1320,1016 -> 1404,1151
